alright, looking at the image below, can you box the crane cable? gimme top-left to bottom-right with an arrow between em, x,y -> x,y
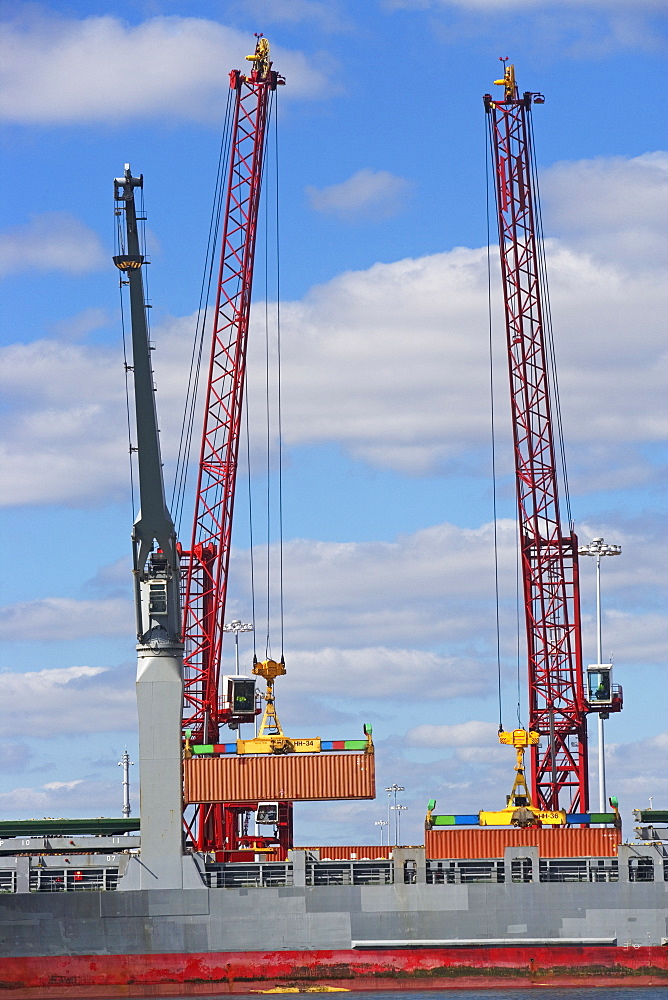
526,110 -> 573,530
274,98 -> 285,662
258,88 -> 285,661
485,113 -> 504,733
245,380 -> 258,660
171,87 -> 235,532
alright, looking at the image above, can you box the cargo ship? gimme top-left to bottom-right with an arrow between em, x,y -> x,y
0,813 -> 667,995
1,45 -> 666,997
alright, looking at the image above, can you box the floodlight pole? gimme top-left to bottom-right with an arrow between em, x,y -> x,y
392,804 -> 408,846
223,620 -> 254,675
577,537 -> 621,812
385,784 -> 405,845
375,819 -> 388,846
117,748 -> 134,819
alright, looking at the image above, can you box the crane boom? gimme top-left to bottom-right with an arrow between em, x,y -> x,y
114,167 -> 187,888
484,68 -> 589,813
179,40 -> 283,851
114,167 -> 181,644
181,39 -> 282,746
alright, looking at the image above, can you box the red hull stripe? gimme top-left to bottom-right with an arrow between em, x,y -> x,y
0,945 -> 666,996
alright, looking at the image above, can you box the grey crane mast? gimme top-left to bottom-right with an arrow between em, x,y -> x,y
113,165 -> 198,889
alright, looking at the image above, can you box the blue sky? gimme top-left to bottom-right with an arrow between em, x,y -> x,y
0,0 -> 666,844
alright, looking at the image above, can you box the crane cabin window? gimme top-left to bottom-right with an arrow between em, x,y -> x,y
148,582 -> 168,616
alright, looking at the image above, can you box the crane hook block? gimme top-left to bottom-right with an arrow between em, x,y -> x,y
498,728 -> 539,747
113,255 -> 144,271
253,658 -> 287,681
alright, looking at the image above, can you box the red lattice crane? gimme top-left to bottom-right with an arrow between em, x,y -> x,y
180,38 -> 284,850
484,65 -> 589,813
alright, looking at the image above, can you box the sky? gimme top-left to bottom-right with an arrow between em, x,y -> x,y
0,0 -> 666,848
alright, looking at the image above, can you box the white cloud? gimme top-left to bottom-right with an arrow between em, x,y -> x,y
306,169 -> 412,220
0,213 -> 105,276
383,1 -> 666,61
0,666 -> 135,736
0,338 -> 126,506
285,647 -> 488,700
274,240 -> 666,477
0,14 -> 327,125
542,152 -> 668,268
407,720 -> 499,746
51,307 -> 112,342
224,520 -> 519,658
0,778 -> 121,819
605,731 -> 668,810
42,779 -> 83,792
0,597 -> 133,641
1,153 -> 664,507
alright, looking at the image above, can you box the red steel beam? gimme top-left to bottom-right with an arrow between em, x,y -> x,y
485,75 -> 588,812
180,41 -> 282,850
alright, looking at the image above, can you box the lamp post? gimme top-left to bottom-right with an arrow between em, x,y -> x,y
577,537 -> 621,812
223,619 -> 254,674
117,748 -> 134,819
392,804 -> 408,846
375,819 -> 388,846
385,784 -> 404,846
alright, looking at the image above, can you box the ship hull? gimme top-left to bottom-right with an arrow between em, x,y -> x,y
1,881 -> 666,997
1,946 -> 667,998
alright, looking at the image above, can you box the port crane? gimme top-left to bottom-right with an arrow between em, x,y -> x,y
178,37 -> 284,853
114,166 -> 190,887
116,38 -> 375,865
484,65 -> 621,814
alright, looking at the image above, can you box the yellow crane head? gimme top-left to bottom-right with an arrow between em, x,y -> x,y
493,63 -> 516,101
246,36 -> 271,79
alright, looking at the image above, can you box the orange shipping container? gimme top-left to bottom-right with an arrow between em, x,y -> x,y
183,752 -> 375,804
425,826 -> 620,859
265,845 -> 392,862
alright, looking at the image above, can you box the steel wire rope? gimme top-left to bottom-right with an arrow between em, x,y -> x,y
171,88 -> 235,533
485,112 -> 505,732
244,378 -> 258,659
515,515 -> 524,728
526,111 -> 573,531
235,87 -> 277,663
273,97 -> 285,660
262,107 -> 273,661
172,89 -> 233,709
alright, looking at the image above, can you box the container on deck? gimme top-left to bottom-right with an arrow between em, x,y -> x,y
184,752 -> 375,804
425,826 -> 621,859
265,845 -> 391,862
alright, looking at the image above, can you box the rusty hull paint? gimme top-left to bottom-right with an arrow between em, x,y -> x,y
425,826 -> 621,858
184,752 -> 375,804
0,946 -> 666,997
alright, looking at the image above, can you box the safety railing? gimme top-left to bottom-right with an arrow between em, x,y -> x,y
28,868 -> 119,892
0,870 -> 16,892
427,860 -> 504,884
204,863 -> 293,888
539,858 -> 619,883
307,860 -> 393,886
